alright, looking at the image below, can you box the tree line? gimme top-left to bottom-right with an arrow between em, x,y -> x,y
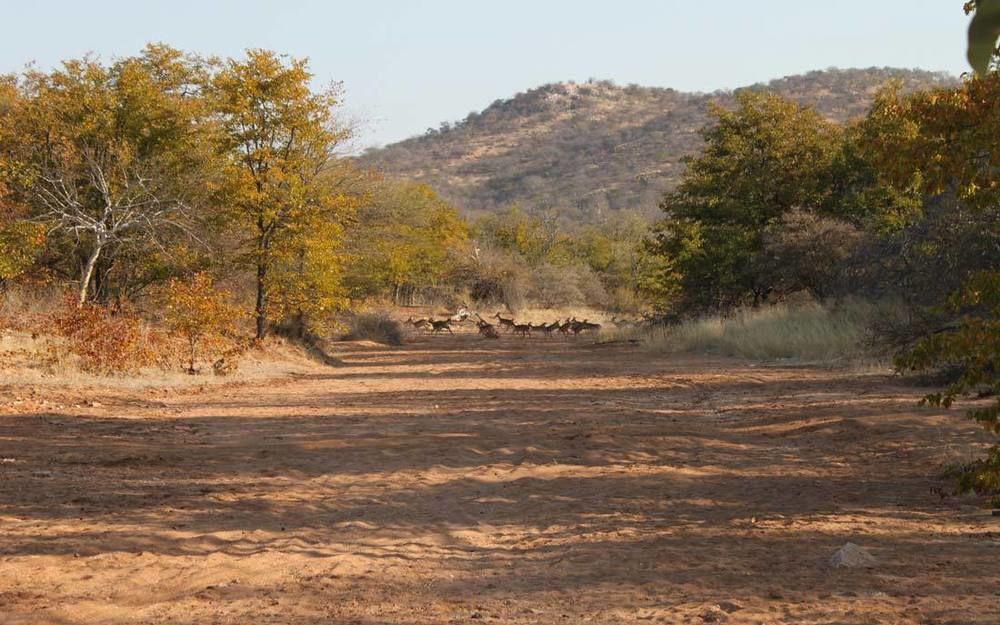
0,45 -> 650,347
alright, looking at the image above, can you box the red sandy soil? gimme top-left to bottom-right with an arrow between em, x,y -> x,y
0,330 -> 998,624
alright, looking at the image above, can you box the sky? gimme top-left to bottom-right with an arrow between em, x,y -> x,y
0,1 -> 972,148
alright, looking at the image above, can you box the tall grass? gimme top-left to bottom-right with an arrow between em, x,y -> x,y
642,301 -> 883,363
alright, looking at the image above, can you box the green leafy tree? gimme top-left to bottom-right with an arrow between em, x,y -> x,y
883,70 -> 1000,491
163,272 -> 240,374
474,205 -> 562,266
648,91 -> 843,311
0,219 -> 45,286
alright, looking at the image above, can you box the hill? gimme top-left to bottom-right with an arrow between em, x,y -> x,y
360,68 -> 956,221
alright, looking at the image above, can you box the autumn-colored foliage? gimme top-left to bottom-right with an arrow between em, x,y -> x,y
0,219 -> 45,285
162,273 -> 240,374
49,295 -> 169,375
211,49 -> 354,338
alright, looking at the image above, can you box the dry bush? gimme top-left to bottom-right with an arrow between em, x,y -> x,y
48,295 -> 174,375
340,311 -> 404,345
762,209 -> 862,299
527,263 -> 609,310
161,273 -> 242,374
0,283 -> 64,332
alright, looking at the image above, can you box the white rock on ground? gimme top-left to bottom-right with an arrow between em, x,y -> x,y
829,542 -> 877,568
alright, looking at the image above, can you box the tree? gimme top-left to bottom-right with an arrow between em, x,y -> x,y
896,270 -> 1000,492
163,273 -> 239,374
573,211 -> 649,305
2,46 -> 214,304
345,180 -> 469,303
648,91 -> 843,311
880,71 -> 1000,491
210,50 -> 351,338
761,210 -> 861,300
474,205 -> 562,266
0,218 -> 45,288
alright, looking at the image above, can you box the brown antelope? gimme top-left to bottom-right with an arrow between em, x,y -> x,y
512,322 -> 532,338
492,312 -> 516,332
430,319 -> 453,334
406,316 -> 431,331
557,318 -> 574,335
475,314 -> 498,336
534,321 -> 559,337
571,319 -> 602,335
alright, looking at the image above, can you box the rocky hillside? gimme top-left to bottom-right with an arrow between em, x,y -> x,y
361,68 -> 955,221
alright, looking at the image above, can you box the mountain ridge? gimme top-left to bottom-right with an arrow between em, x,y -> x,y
361,67 -> 957,221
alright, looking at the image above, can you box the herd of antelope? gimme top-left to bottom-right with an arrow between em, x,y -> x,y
405,310 -> 606,339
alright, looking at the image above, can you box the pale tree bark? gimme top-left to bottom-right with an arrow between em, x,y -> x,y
31,146 -> 193,305
78,239 -> 104,305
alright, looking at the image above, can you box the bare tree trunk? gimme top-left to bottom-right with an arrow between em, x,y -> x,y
255,259 -> 268,339
78,243 -> 103,306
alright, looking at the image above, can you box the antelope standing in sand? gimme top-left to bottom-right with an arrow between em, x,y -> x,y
534,321 -> 560,337
475,314 -> 497,335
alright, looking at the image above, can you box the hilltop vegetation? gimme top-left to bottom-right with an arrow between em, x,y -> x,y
361,68 -> 955,221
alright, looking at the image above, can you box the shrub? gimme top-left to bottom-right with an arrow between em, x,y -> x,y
341,311 -> 404,345
527,263 -> 609,309
162,273 -> 241,374
49,295 -> 170,375
762,209 -> 861,299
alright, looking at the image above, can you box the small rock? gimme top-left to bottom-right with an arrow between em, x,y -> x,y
470,611 -> 483,619
829,542 -> 877,568
717,600 -> 743,613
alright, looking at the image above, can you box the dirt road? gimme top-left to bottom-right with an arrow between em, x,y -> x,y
1,333 -> 997,624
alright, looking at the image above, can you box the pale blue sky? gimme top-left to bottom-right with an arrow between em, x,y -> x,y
0,1 -> 971,148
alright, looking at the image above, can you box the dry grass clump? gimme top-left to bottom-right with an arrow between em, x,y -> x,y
340,311 -> 404,345
642,301 -> 881,363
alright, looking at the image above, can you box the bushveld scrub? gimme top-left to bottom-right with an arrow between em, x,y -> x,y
162,273 -> 241,374
341,311 -> 404,345
48,295 -> 173,375
641,301 -> 881,363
